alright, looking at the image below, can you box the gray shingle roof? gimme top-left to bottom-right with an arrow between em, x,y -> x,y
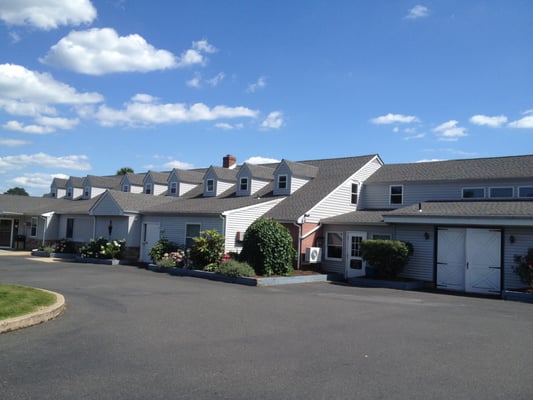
385,200 -> 533,220
365,154 -> 533,184
243,163 -> 275,180
94,190 -> 178,213
265,154 -> 378,221
281,159 -> 319,178
0,194 -> 99,215
146,171 -> 170,185
85,175 -> 122,189
210,166 -> 239,182
321,210 -> 387,225
171,168 -> 206,184
122,172 -> 146,186
51,178 -> 67,189
67,176 -> 85,187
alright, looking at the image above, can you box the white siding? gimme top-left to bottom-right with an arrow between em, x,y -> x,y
290,176 -> 310,194
130,185 -> 143,194
91,194 -> 122,215
91,187 -> 106,199
250,179 -> 269,195
216,180 -> 233,196
154,184 -> 166,196
179,182 -> 197,196
224,198 -> 285,253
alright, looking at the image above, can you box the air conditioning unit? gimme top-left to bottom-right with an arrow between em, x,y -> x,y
305,247 -> 322,263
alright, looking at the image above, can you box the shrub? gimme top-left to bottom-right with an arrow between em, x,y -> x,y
240,218 -> 296,276
80,237 -> 126,259
216,260 -> 256,277
52,239 -> 77,254
360,239 -> 411,279
189,229 -> 225,269
149,238 -> 180,263
514,248 -> 533,288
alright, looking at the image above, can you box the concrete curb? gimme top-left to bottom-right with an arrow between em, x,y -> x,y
0,289 -> 66,334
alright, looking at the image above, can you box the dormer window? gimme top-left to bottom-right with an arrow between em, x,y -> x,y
277,175 -> 287,190
351,183 -> 359,204
145,183 -> 152,194
206,179 -> 214,193
123,185 -> 129,192
84,186 -> 90,198
240,177 -> 249,192
67,187 -> 73,198
170,182 -> 177,195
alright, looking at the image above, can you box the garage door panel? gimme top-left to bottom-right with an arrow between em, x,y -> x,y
437,229 -> 465,290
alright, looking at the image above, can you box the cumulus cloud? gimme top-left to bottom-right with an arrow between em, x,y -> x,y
93,94 -> 259,127
508,111 -> 533,128
370,113 -> 419,124
176,40 -> 217,68
187,72 -> 225,88
186,73 -> 202,88
247,76 -> 266,93
3,120 -> 55,134
469,114 -> 508,127
9,172 -> 66,189
433,120 -> 467,141
207,72 -> 225,87
405,5 -> 430,19
0,0 -> 96,30
0,138 -> 30,147
40,28 -> 177,75
260,111 -> 284,129
0,153 -> 91,173
245,156 -> 280,164
214,122 -> 244,130
161,160 -> 195,170
404,133 -> 426,140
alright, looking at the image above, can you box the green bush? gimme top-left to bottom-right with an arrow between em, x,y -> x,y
240,218 -> 296,276
80,237 -> 126,259
149,238 -> 180,262
189,229 -> 225,269
216,260 -> 256,277
514,248 -> 533,288
360,239 -> 411,279
156,250 -> 185,268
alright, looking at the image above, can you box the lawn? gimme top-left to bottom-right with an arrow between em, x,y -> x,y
0,283 -> 56,320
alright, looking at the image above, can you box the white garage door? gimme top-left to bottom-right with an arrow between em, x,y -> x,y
437,228 -> 501,295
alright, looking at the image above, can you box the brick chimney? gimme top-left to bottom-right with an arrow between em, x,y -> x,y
222,154 -> 237,169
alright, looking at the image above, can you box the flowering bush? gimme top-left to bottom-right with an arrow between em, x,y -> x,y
51,239 -> 77,254
156,250 -> 185,268
514,248 -> 533,288
80,237 -> 126,259
149,238 -> 180,263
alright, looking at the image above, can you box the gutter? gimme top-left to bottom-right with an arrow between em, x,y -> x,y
292,222 -> 302,270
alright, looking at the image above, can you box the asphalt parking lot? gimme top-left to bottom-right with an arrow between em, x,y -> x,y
1,253 -> 532,400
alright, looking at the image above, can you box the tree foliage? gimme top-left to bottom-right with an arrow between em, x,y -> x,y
116,167 -> 134,175
240,218 -> 295,276
189,229 -> 225,269
360,240 -> 412,279
4,187 -> 29,196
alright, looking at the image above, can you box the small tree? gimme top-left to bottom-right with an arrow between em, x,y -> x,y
4,187 -> 29,196
240,218 -> 296,276
116,167 -> 134,175
513,248 -> 533,289
189,229 -> 225,269
360,240 -> 412,280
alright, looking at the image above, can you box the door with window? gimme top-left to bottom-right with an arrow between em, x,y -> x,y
0,219 -> 13,248
141,222 -> 160,262
345,232 -> 367,278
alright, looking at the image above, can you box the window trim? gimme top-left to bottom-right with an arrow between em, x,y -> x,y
239,177 -> 249,192
67,187 -> 73,198
84,186 -> 90,198
462,187 -> 485,199
277,174 -> 288,190
518,186 -> 533,198
170,181 -> 178,195
389,185 -> 403,205
145,183 -> 152,195
489,186 -> 514,199
206,179 -> 215,193
30,217 -> 38,237
325,231 -> 343,261
122,184 -> 129,192
66,218 -> 74,239
185,223 -> 201,249
351,182 -> 359,205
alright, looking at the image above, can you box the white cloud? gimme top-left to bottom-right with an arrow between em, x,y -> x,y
37,116 -> 79,130
0,0 -> 96,30
416,159 -> 442,163
131,93 -> 158,103
404,133 -> 426,140
433,120 -> 467,141
176,40 -> 217,68
186,73 -> 202,88
40,28 -> 177,75
469,114 -> 508,127
187,72 -> 225,88
2,120 -> 54,134
247,76 -> 266,93
371,113 -> 419,124
405,5 -> 430,19
0,153 -> 91,173
245,156 -> 280,164
0,64 -> 103,106
0,138 -> 30,147
260,111 -> 284,129
9,172 -> 63,189
214,122 -> 244,130
161,160 -> 195,170
93,95 -> 259,127
207,72 -> 225,87
508,111 -> 533,128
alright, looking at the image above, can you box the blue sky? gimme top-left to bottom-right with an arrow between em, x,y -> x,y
0,0 -> 532,196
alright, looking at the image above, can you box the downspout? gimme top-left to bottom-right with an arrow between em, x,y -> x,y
219,214 -> 227,253
292,222 -> 302,270
92,216 -> 96,240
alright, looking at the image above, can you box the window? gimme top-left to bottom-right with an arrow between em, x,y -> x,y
67,187 -> 72,198
84,186 -> 90,198
122,185 -> 129,192
519,187 -> 533,198
372,234 -> 391,240
489,187 -> 513,198
170,182 -> 178,195
390,185 -> 403,204
206,179 -> 214,192
145,183 -> 152,195
326,232 -> 343,259
240,177 -> 249,192
185,224 -> 201,249
66,218 -> 74,239
462,187 -> 485,199
278,175 -> 287,190
30,217 -> 38,237
51,191 -> 56,198
351,183 -> 359,204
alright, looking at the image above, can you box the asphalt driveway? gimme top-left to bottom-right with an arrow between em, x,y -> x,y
1,253 -> 532,400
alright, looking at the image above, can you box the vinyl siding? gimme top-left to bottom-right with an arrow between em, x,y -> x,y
91,195 -> 122,215
395,224 -> 435,282
250,179 -> 269,195
290,176 -> 310,194
179,182 -> 197,196
58,215 -> 93,243
361,179 -> 533,210
90,187 -> 106,199
224,198 -> 285,253
153,184 -> 166,196
273,164 -> 291,196
130,185 -> 143,194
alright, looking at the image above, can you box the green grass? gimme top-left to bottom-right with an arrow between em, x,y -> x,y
0,284 -> 56,320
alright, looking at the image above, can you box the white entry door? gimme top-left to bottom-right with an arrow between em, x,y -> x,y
345,232 -> 367,279
437,228 -> 501,294
141,222 -> 160,262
